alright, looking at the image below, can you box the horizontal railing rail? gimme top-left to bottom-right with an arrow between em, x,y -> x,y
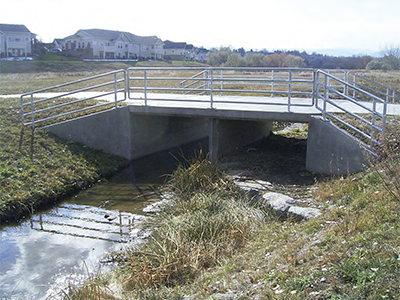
20,69 -> 127,128
127,67 -> 317,110
315,69 -> 387,146
346,71 -> 396,103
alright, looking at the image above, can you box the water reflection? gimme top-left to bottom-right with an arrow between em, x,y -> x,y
0,141 -> 203,299
0,167 -> 160,299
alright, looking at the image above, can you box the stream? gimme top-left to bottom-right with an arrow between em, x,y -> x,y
0,156 -> 172,299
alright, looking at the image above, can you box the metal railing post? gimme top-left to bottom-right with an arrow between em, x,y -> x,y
30,94 -> 35,129
114,73 -> 118,108
344,71 -> 349,96
220,70 -> 223,96
143,70 -> 148,106
271,70 -> 274,97
210,69 -> 214,109
323,74 -> 328,121
123,70 -> 127,101
288,70 -> 292,112
312,69 -> 316,105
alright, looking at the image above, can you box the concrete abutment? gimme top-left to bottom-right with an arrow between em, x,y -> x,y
47,108 -> 374,175
306,115 -> 375,174
46,108 -> 272,164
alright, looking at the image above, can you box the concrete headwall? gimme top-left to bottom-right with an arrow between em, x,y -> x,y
47,107 -> 133,159
306,115 -> 374,174
47,108 -> 273,163
47,107 -> 209,160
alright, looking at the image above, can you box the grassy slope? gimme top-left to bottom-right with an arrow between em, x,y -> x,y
0,97 -> 128,224
113,132 -> 400,299
64,121 -> 400,300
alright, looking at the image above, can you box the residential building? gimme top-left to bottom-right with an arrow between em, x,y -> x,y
195,47 -> 209,63
163,40 -> 197,61
0,23 -> 36,57
58,29 -> 164,60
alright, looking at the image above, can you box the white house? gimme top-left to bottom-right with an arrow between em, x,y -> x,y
59,29 -> 164,60
0,24 -> 36,58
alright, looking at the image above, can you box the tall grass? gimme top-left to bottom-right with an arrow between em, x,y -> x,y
70,156 -> 270,298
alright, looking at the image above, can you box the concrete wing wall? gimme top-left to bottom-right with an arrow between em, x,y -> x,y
306,115 -> 375,175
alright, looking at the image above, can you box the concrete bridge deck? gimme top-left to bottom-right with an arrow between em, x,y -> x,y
4,91 -> 399,119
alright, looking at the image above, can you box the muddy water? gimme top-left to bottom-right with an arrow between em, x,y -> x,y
0,159 -> 170,299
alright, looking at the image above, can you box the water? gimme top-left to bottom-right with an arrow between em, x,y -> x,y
0,162 -> 166,299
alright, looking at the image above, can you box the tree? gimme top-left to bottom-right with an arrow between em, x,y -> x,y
244,52 -> 266,67
366,45 -> 400,70
206,47 -> 233,66
225,52 -> 247,67
282,55 -> 306,68
263,53 -> 305,68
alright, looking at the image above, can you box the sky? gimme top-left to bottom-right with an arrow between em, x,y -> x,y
1,0 -> 399,57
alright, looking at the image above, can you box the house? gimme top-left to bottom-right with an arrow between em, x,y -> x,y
163,40 -> 197,61
58,29 -> 164,60
195,47 -> 209,63
0,23 -> 36,58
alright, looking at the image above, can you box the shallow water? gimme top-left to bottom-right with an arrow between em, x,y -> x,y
0,163 -> 164,299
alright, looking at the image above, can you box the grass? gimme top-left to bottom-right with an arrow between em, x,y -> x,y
0,97 -> 128,224
62,118 -> 400,299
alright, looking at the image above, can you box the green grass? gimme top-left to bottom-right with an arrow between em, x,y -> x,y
0,98 -> 128,224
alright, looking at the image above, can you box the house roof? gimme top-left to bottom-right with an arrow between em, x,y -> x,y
163,40 -> 187,49
0,23 -> 35,35
65,28 -> 161,44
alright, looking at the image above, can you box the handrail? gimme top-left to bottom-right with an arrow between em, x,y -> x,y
19,67 -> 390,148
345,71 -> 396,103
127,67 -> 316,111
20,69 -> 127,128
315,69 -> 387,146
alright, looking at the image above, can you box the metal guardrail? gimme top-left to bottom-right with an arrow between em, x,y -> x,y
20,67 -> 393,147
20,69 -> 126,128
315,69 -> 387,146
127,67 -> 317,110
346,71 -> 396,103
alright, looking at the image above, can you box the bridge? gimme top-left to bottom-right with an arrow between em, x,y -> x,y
19,67 -> 396,174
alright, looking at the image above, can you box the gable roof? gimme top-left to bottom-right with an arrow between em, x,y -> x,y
163,40 -> 187,49
0,24 -> 36,37
65,28 -> 161,44
0,24 -> 33,34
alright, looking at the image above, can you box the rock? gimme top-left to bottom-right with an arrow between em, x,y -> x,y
262,192 -> 293,212
288,206 -> 322,219
262,192 -> 322,219
234,179 -> 273,193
